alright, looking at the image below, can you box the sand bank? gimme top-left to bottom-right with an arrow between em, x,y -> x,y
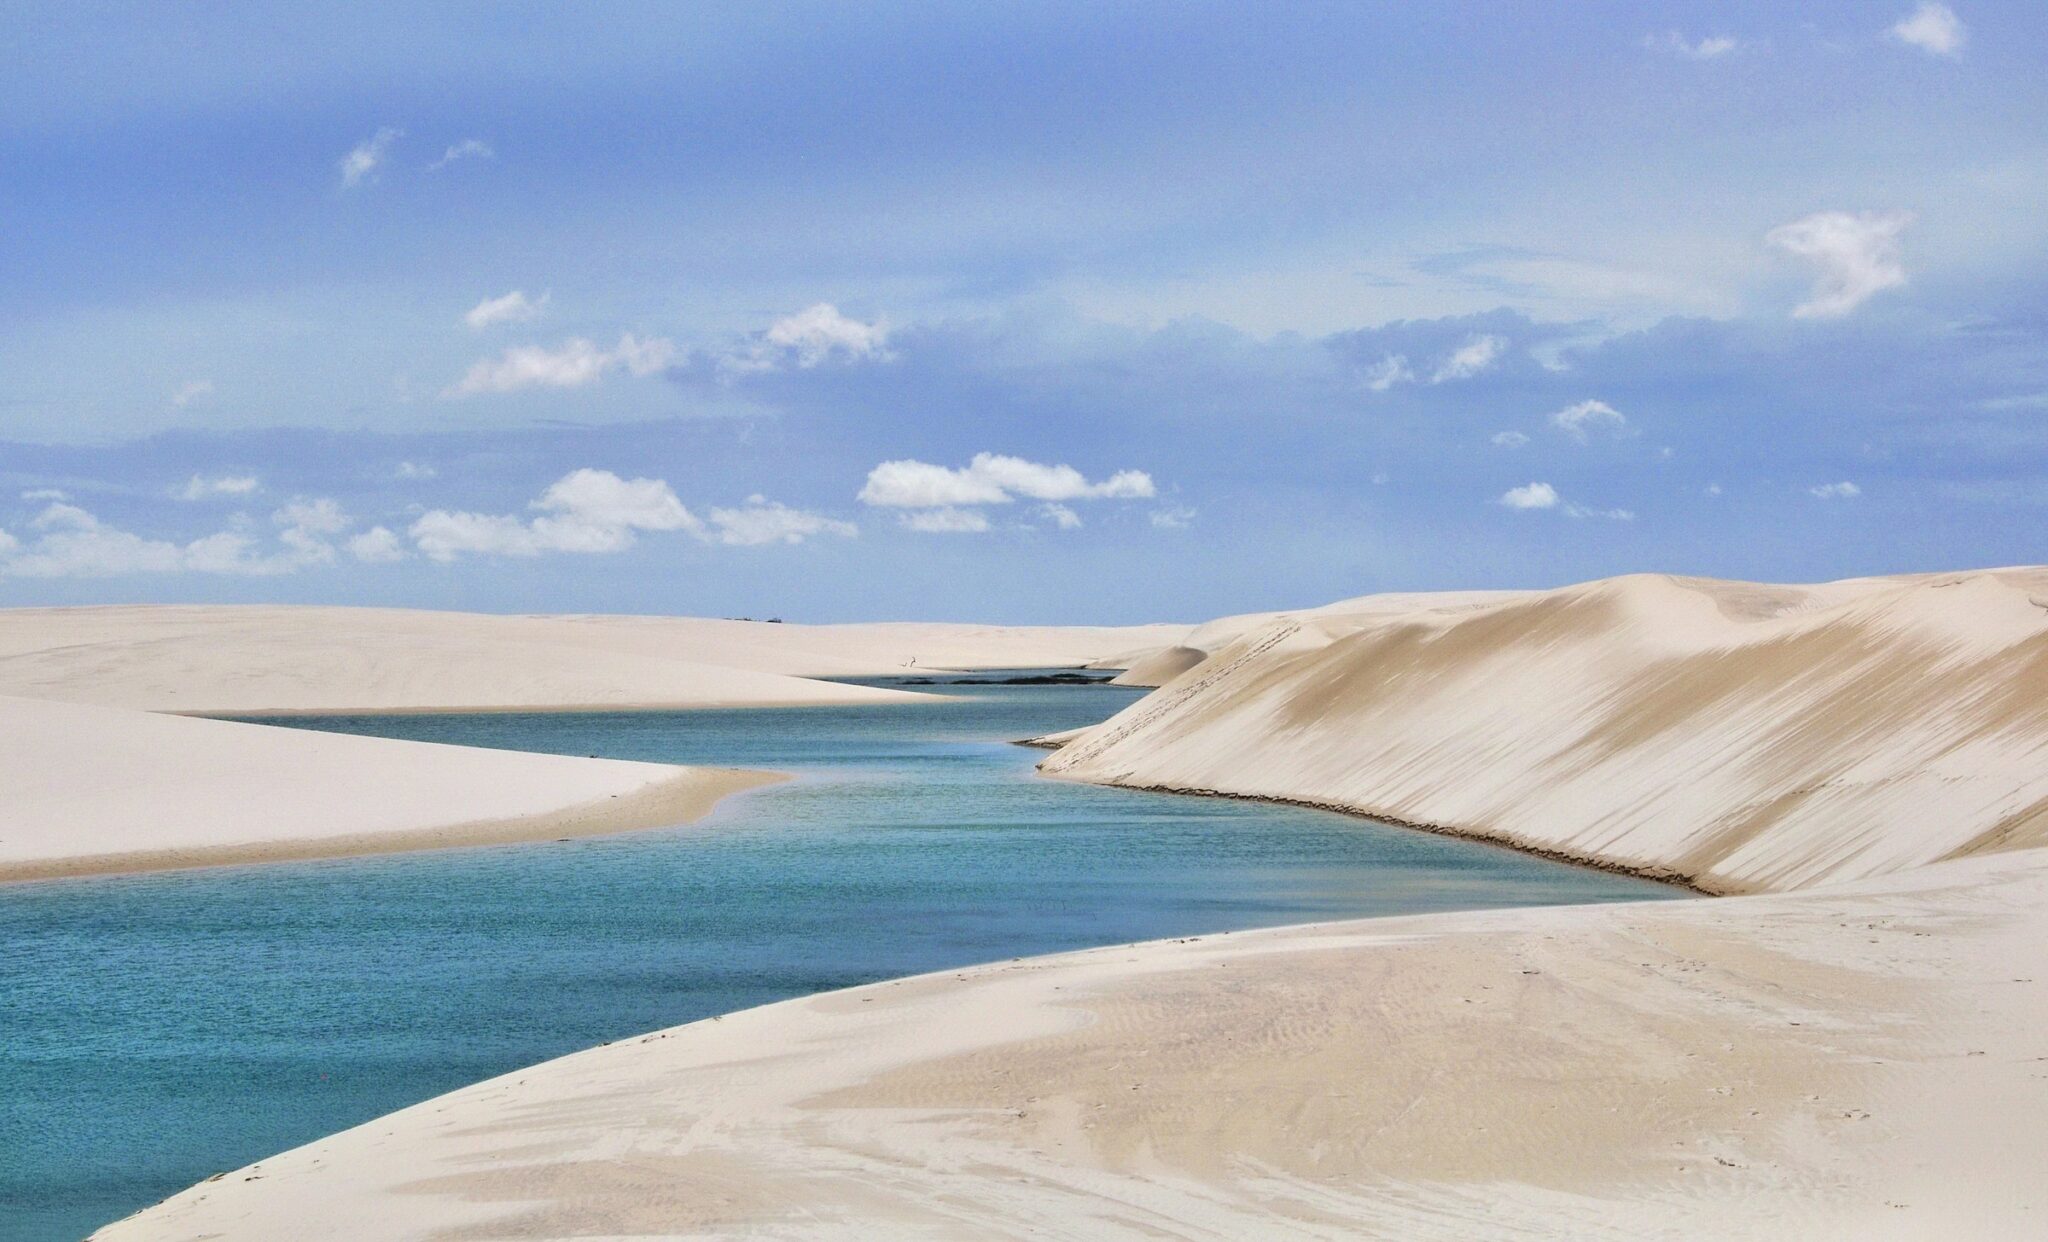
92,849 -> 2048,1240
0,606 -> 1188,715
0,695 -> 778,882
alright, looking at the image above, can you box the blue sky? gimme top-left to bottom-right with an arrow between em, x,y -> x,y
2,2 -> 2042,622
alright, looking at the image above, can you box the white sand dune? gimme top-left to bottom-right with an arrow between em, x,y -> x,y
0,694 -> 779,882
1045,568 -> 2048,894
76,569 -> 2048,1238
0,605 -> 1189,715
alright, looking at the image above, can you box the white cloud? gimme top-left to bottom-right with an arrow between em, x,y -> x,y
1705,483 -> 1724,496
1550,399 -> 1629,441
1810,481 -> 1862,499
273,497 -> 351,535
429,138 -> 494,170
1766,210 -> 1913,318
1565,503 -> 1636,521
446,333 -> 675,396
1041,503 -> 1083,530
1890,3 -> 1966,56
1491,430 -> 1530,448
1499,482 -> 1560,510
0,528 -> 15,556
0,500 -> 351,578
19,488 -> 67,501
464,290 -> 547,330
395,461 -> 437,480
720,304 -> 892,376
171,379 -> 214,407
347,526 -> 407,563
176,475 -> 261,501
340,127 -> 402,188
899,506 -> 990,534
859,453 -> 1155,509
1150,505 -> 1197,530
704,496 -> 858,546
1362,354 -> 1414,392
1431,334 -> 1507,383
1642,32 -> 1739,59
409,468 -> 701,561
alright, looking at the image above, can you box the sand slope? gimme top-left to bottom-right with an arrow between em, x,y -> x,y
93,850 -> 2048,1241
0,606 -> 1188,714
0,695 -> 776,882
1044,568 -> 2048,893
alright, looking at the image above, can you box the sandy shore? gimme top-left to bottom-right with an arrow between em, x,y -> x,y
0,694 -> 780,883
92,849 -> 2048,1240
0,606 -> 1188,714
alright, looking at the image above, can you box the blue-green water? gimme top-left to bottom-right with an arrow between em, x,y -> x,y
0,678 -> 1678,1241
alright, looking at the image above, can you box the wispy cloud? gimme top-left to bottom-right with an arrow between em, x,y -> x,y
859,453 -> 1154,508
1491,431 -> 1530,448
170,379 -> 214,408
428,138 -> 494,170
1810,481 -> 1862,499
446,333 -> 675,396
1766,210 -> 1913,318
176,474 -> 261,501
720,303 -> 892,376
1641,32 -> 1740,59
0,498 -> 354,578
1890,3 -> 1966,57
1431,334 -> 1506,383
703,496 -> 857,546
1549,399 -> 1629,442
339,127 -> 402,188
898,507 -> 991,534
463,290 -> 547,330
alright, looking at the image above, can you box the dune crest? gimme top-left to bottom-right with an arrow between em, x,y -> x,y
1044,568 -> 2048,893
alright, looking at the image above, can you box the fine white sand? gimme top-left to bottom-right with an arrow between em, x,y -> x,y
77,568 -> 2048,1238
0,694 -> 779,882
1045,568 -> 2048,894
0,605 -> 1189,715
93,850 -> 2048,1241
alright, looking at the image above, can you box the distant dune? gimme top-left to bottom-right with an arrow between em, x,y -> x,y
0,606 -> 1190,715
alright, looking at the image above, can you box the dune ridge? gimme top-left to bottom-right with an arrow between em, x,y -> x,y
1043,568 -> 2048,894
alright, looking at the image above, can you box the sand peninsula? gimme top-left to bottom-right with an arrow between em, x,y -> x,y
77,569 -> 2048,1238
0,609 -> 1184,881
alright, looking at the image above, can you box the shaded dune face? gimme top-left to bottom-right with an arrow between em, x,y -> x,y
1044,569 -> 2048,894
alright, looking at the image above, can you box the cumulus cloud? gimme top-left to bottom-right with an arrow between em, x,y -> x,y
176,475 -> 261,501
703,496 -> 858,546
1362,354 -> 1414,392
1550,399 -> 1630,441
1766,210 -> 1913,318
429,138 -> 495,170
899,506 -> 991,534
0,498 -> 353,578
859,453 -> 1155,509
409,468 -> 701,560
446,333 -> 676,396
1890,3 -> 1965,56
1810,481 -> 1862,499
1491,430 -> 1530,448
464,290 -> 547,330
1431,334 -> 1507,382
340,127 -> 401,188
171,379 -> 214,407
1642,32 -> 1739,58
718,304 -> 892,376
1498,482 -> 1560,510
347,526 -> 408,563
